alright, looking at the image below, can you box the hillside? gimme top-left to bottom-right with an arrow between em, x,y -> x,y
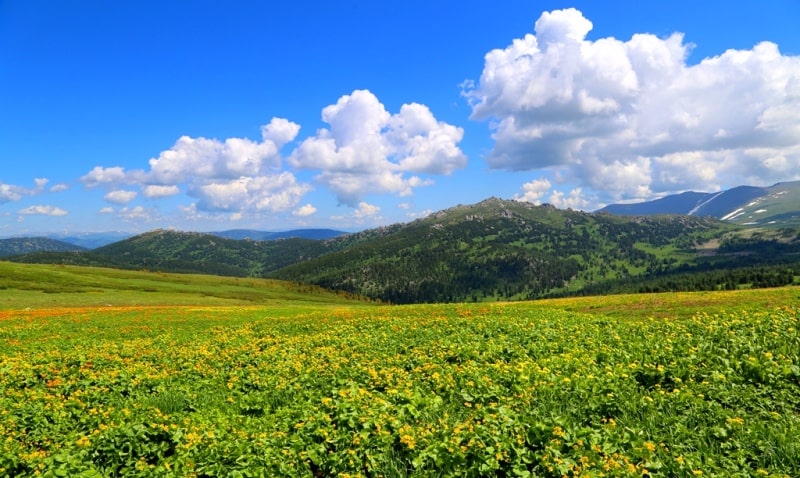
268,198 -> 751,302
210,228 -> 347,241
0,237 -> 85,257
0,261 -> 366,309
9,198 -> 800,303
600,181 -> 800,227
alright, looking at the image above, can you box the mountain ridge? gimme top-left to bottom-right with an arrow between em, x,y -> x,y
599,181 -> 800,227
6,197 -> 799,303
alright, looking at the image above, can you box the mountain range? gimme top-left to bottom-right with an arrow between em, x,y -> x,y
6,198 -> 799,303
599,181 -> 800,227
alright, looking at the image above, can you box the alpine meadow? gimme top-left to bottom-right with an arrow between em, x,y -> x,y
3,2 -> 800,477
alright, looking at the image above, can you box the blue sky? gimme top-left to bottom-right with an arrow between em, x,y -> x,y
1,1 -> 799,235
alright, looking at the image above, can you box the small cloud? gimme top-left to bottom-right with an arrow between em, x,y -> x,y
353,201 -> 381,218
33,178 -> 48,191
117,206 -> 150,221
50,183 -> 70,192
397,202 -> 413,210
514,177 -> 552,204
104,190 -> 138,205
18,205 -> 68,216
548,188 -> 589,210
293,203 -> 317,217
406,209 -> 433,219
81,166 -> 128,188
143,184 -> 180,198
99,207 -> 114,214
0,183 -> 24,203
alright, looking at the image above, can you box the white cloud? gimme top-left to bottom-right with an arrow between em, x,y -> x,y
117,206 -> 150,221
81,166 -> 128,188
406,209 -> 433,219
0,183 -> 25,204
50,183 -> 69,192
548,188 -> 589,210
142,184 -> 180,198
18,205 -> 68,216
104,190 -> 138,205
292,203 -> 317,217
189,172 -> 310,213
0,179 -> 50,204
289,89 -> 466,205
79,118 -> 311,215
465,8 -> 800,205
33,178 -> 48,192
514,177 -> 552,204
353,201 -> 380,218
99,207 -> 114,214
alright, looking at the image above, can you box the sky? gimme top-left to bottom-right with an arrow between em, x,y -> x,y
1,1 -> 799,235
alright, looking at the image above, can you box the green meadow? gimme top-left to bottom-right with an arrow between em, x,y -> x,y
1,262 -> 798,477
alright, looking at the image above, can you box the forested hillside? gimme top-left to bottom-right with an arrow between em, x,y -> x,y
8,198 -> 799,303
268,198 -> 742,302
0,237 -> 85,257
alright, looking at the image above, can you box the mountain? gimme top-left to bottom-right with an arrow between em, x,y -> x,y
210,228 -> 347,241
0,237 -> 86,257
599,181 -> 800,227
8,198 -> 799,303
47,231 -> 134,249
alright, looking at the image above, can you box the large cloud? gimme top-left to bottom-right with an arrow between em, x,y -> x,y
465,8 -> 800,204
80,118 -> 310,213
289,90 -> 467,205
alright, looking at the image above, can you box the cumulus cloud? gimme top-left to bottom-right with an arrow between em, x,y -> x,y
147,117 -> 297,184
18,205 -> 68,216
465,8 -> 800,205
142,184 -> 180,199
50,183 -> 70,193
0,179 -> 50,204
0,183 -> 25,204
79,118 -> 312,215
104,190 -> 138,205
292,204 -> 317,217
353,201 -> 381,218
514,177 -> 552,204
189,172 -> 311,213
81,166 -> 129,188
289,89 -> 466,205
117,206 -> 150,221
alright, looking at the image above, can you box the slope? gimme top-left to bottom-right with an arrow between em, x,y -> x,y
0,261 -> 365,309
268,198 -> 738,303
0,237 -> 86,257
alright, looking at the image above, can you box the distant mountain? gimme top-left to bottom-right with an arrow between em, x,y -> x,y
0,237 -> 86,257
210,228 -> 347,241
47,232 -> 133,249
9,198 -> 799,303
599,181 -> 800,227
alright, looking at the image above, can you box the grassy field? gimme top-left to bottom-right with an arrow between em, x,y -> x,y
1,262 -> 798,477
0,261 -> 365,309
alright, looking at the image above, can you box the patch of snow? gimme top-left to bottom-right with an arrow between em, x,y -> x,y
721,208 -> 744,221
688,191 -> 724,216
754,209 -> 767,214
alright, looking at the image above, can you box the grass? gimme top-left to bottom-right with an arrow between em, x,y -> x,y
0,261 -> 367,309
0,262 -> 798,476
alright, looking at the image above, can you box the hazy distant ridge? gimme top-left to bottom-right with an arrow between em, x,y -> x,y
599,181 -> 800,227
